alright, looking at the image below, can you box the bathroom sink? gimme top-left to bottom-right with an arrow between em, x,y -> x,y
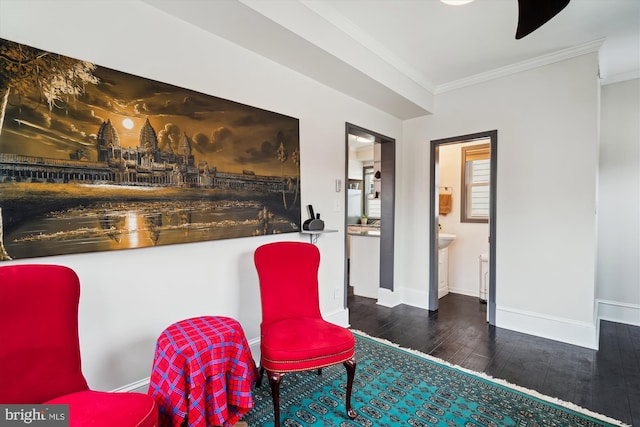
438,233 -> 456,249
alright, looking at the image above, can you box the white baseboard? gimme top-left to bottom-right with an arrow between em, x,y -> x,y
377,288 -> 402,307
324,306 -> 350,328
248,336 -> 261,366
379,286 -> 479,310
447,286 -> 479,298
377,287 -> 430,309
496,306 -> 598,349
371,287 -> 606,350
110,377 -> 150,393
596,299 -> 640,327
400,287 -> 430,309
438,285 -> 448,299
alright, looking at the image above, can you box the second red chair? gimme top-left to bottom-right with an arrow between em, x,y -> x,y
254,241 -> 356,427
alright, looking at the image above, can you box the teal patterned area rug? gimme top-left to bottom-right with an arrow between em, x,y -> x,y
242,331 -> 626,427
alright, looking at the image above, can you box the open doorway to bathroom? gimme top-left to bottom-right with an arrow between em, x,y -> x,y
344,123 -> 395,308
429,130 -> 497,325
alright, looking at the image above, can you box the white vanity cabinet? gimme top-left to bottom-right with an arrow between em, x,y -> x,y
349,230 -> 380,299
438,247 -> 449,298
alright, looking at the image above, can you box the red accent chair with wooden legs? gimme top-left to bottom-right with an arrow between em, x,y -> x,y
0,264 -> 158,427
254,242 -> 357,427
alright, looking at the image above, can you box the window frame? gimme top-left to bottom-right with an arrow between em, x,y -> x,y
460,143 -> 490,223
362,165 -> 381,219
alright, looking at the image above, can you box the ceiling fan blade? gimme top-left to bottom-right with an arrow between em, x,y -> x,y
515,0 -> 570,39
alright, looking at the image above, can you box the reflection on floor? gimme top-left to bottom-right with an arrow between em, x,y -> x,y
348,292 -> 639,426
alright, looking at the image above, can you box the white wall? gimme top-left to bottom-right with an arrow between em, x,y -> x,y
399,54 -> 601,348
348,145 -> 373,179
0,0 -> 401,390
439,142 -> 490,297
596,79 -> 640,326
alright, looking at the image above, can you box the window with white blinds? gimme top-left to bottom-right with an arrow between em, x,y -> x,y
367,197 -> 382,218
461,143 -> 490,223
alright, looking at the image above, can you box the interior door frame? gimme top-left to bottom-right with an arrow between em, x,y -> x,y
344,123 -> 396,307
429,130 -> 497,325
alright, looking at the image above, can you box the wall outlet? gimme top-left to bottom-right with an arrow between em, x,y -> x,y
334,287 -> 341,299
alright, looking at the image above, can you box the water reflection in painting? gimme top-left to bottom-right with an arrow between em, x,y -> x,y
4,193 -> 296,259
1,182 -> 298,260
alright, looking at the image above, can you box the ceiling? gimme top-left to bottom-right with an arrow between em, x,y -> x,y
145,0 -> 639,119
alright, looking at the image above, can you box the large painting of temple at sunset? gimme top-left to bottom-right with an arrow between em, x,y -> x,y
0,37 -> 301,261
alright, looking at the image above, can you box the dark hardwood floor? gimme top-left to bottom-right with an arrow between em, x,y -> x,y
348,292 -> 640,426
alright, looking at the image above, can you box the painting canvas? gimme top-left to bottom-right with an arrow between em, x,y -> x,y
0,38 -> 301,261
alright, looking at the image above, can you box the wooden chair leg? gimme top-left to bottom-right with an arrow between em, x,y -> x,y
267,371 -> 285,427
343,358 -> 357,419
256,365 -> 265,387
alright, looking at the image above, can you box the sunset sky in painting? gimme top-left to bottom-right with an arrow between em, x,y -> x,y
0,38 -> 299,176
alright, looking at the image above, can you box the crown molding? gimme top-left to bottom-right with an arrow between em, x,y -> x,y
600,69 -> 640,86
436,39 -> 605,94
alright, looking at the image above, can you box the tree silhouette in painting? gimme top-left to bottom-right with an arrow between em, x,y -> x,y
290,148 -> 300,208
276,133 -> 288,209
0,40 -> 99,136
255,206 -> 274,235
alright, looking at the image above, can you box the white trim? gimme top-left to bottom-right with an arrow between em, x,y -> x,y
436,39 -> 604,94
496,306 -> 598,349
323,306 -> 350,327
398,287 -> 430,310
248,336 -> 261,366
376,287 -> 403,308
596,299 -> 640,327
375,287 -> 605,349
350,330 -> 629,427
438,285 -> 449,299
377,287 -> 430,309
447,286 -> 478,298
110,377 -> 150,393
600,70 -> 640,86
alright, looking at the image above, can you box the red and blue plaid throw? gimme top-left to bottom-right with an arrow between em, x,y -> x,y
149,316 -> 258,427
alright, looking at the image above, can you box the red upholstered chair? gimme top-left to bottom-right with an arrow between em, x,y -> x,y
0,264 -> 158,427
254,242 -> 356,427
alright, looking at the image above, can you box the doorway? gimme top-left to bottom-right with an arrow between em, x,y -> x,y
429,130 -> 497,325
344,123 -> 395,307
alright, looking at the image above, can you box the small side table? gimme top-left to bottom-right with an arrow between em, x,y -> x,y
149,316 -> 258,427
